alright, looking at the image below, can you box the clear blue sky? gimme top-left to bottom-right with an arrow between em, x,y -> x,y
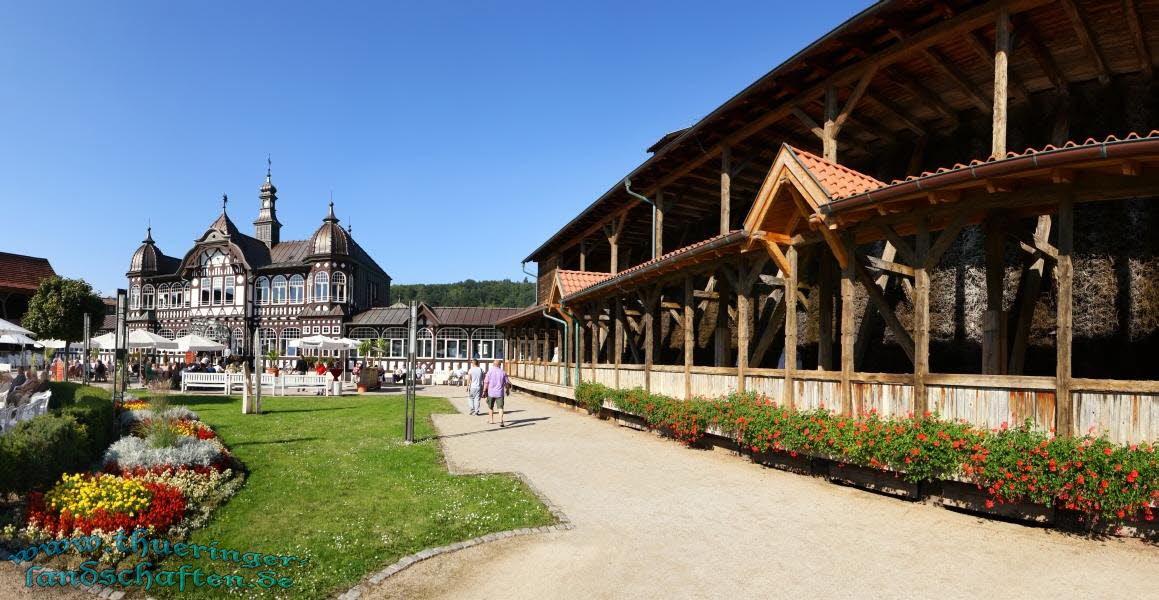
0,0 -> 866,297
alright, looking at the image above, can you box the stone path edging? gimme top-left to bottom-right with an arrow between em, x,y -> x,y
335,435 -> 574,600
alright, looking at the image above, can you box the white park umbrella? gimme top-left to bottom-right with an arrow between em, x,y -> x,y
38,339 -> 69,349
90,330 -> 178,350
0,332 -> 40,347
297,335 -> 349,350
0,318 -> 33,337
173,334 -> 226,353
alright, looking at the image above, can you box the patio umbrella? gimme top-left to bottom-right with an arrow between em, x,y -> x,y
297,335 -> 349,350
173,334 -> 226,353
0,318 -> 33,337
0,332 -> 40,347
89,330 -> 178,350
90,332 -> 116,349
38,339 -> 69,349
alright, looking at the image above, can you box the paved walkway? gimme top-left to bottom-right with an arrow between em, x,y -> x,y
363,387 -> 1159,600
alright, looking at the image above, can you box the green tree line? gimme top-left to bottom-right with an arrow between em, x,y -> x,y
390,278 -> 534,307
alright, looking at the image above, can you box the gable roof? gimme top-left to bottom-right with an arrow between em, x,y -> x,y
556,270 -> 611,300
788,146 -> 884,200
0,252 -> 55,293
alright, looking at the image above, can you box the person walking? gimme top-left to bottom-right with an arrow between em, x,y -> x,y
465,360 -> 484,415
483,359 -> 510,427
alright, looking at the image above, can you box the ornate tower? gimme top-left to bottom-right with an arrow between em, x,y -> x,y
253,158 -> 281,247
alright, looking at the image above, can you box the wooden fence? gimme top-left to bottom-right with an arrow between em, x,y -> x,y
506,360 -> 1159,444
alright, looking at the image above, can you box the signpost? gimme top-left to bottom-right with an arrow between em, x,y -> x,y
404,300 -> 417,443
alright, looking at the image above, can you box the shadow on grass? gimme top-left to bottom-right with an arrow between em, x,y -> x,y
231,437 -> 321,447
261,406 -> 356,414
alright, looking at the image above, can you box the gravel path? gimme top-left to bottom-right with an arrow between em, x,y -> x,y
359,387 -> 1159,599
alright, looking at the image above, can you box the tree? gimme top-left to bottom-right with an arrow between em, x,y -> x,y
23,277 -> 106,375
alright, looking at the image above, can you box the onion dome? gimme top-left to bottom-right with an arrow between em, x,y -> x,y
128,227 -> 161,273
310,202 -> 349,256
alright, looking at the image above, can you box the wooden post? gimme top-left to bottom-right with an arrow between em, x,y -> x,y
556,327 -> 563,383
683,276 -> 694,400
1056,195 -> 1074,436
914,221 -> 931,417
579,241 -> 587,271
643,291 -> 654,393
840,259 -> 855,416
1009,216 -> 1052,374
983,219 -> 1006,375
992,7 -> 1010,159
614,297 -> 623,388
575,306 -> 585,383
818,255 -> 834,370
605,217 -> 624,275
737,257 -> 751,394
654,188 -> 665,258
590,302 -> 599,382
823,85 -> 838,162
533,329 -> 539,364
714,272 -> 730,367
784,246 -> 798,408
720,146 -> 731,235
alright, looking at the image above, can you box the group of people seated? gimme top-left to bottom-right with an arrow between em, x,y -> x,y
1,368 -> 49,407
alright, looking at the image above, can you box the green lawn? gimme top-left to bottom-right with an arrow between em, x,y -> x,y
154,394 -> 554,598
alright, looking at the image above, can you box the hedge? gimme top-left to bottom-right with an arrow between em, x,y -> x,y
0,384 -> 115,494
575,381 -> 1159,523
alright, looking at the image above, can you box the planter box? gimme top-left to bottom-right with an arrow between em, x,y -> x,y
751,449 -> 815,475
614,413 -> 648,432
828,462 -> 919,500
931,480 -> 1054,524
358,368 -> 380,391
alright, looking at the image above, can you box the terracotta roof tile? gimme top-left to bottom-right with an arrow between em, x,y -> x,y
0,252 -> 55,292
788,146 -> 884,201
556,270 -> 611,297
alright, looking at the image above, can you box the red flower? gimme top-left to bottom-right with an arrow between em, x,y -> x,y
985,499 -> 995,509
1103,447 -> 1114,456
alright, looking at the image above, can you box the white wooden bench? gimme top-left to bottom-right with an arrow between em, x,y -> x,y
0,390 -> 51,434
180,372 -> 230,394
280,374 -> 332,396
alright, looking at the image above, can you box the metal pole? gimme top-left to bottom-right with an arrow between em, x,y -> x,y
114,289 -> 127,401
253,328 -> 262,413
405,300 -> 417,443
82,313 -> 91,385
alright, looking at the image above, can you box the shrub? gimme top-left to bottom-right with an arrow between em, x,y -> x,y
46,382 -> 109,411
0,415 -> 90,493
60,395 -> 115,459
574,381 -> 610,414
103,435 -> 227,471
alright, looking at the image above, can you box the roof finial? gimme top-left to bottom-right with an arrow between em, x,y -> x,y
347,216 -> 352,234
266,154 -> 272,181
144,222 -> 154,243
222,193 -> 229,213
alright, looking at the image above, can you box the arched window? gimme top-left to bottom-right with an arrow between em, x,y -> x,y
436,327 -> 468,359
158,328 -> 174,340
471,328 -> 505,360
142,285 -> 155,309
130,285 -> 140,309
313,272 -> 330,302
280,327 -> 301,355
182,282 -> 191,307
156,284 -> 169,309
350,327 -> 378,339
259,328 -> 278,354
272,275 -> 287,304
255,277 -> 270,305
288,274 -> 305,303
417,327 -> 434,358
175,328 -> 188,339
332,272 -> 347,303
231,328 -> 245,355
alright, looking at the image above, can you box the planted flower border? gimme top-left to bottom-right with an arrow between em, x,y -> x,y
574,382 -> 1158,527
2,396 -> 244,568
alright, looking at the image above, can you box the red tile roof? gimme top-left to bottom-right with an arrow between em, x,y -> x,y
556,270 -> 611,297
788,146 -> 884,201
561,230 -> 748,302
0,252 -> 55,292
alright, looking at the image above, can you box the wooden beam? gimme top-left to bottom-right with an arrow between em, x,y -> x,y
982,218 -> 1006,375
654,188 -> 665,258
614,297 -> 623,387
853,250 -> 916,364
1007,222 -> 1059,260
737,256 -> 752,393
714,269 -> 731,367
918,47 -> 992,114
823,86 -> 839,162
792,107 -> 825,139
1060,0 -> 1111,84
1122,0 -> 1154,78
762,240 -> 792,274
877,224 -> 918,265
1017,16 -> 1069,94
866,255 -> 916,277
683,276 -> 694,400
1009,215 -> 1052,374
1056,194 -> 1074,436
924,208 -> 970,269
783,245 -> 798,407
863,93 -> 926,135
840,256 -> 855,415
818,255 -> 835,370
853,242 -> 897,366
882,67 -> 960,128
965,29 -> 1031,101
913,220 -> 931,415
992,7 -> 1010,159
720,146 -> 731,235
833,64 -> 879,134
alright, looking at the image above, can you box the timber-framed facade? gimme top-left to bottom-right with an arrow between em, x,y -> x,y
500,0 -> 1159,444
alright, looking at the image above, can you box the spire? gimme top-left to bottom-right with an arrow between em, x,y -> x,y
254,157 -> 281,247
222,193 -> 229,213
143,225 -> 154,244
325,200 -> 338,222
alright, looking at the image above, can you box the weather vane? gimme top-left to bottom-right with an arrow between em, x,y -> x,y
222,193 -> 229,212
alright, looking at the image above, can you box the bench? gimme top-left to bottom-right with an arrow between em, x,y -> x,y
0,390 -> 51,434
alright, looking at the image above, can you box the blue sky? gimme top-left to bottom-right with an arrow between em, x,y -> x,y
0,0 -> 866,296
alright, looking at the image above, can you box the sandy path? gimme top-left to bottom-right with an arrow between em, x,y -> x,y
357,387 -> 1158,599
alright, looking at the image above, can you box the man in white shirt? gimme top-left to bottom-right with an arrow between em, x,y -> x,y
465,360 -> 484,415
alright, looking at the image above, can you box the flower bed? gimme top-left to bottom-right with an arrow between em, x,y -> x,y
2,396 -> 243,567
576,382 -> 1158,524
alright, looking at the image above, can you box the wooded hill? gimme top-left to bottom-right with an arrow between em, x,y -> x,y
390,279 -> 534,308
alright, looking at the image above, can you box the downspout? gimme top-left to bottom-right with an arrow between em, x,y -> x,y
623,179 -> 655,259
521,262 -> 536,305
541,309 -> 570,386
556,304 -> 582,388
